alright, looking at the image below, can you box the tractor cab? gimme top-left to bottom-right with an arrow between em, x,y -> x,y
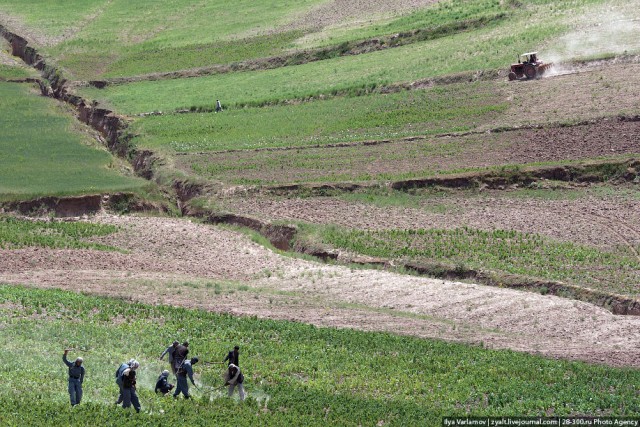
519,52 -> 539,65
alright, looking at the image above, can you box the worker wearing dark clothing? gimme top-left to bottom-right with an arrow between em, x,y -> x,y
173,357 -> 198,399
160,341 -> 179,374
223,346 -> 240,366
173,341 -> 189,373
122,369 -> 140,412
62,350 -> 85,406
155,370 -> 174,395
115,359 -> 139,406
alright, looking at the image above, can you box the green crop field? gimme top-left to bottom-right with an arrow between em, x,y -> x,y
0,284 -> 638,426
296,224 -> 640,297
177,138 -> 476,185
129,82 -> 507,153
0,0 -> 570,80
293,0 -> 509,49
80,20 -> 560,114
0,82 -> 147,201
0,215 -> 118,250
0,0 -> 324,79
1,0 -> 640,424
0,0 -> 516,80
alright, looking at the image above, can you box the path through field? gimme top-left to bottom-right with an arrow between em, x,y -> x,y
1,214 -> 639,367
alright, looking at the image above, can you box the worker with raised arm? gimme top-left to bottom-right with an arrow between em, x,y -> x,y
62,349 -> 85,406
174,357 -> 199,399
121,366 -> 141,412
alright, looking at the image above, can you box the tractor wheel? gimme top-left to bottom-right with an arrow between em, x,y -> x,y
524,64 -> 537,79
508,72 -> 517,81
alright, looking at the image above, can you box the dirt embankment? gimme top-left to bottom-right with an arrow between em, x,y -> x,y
190,178 -> 640,316
0,194 -> 164,217
1,214 -> 639,368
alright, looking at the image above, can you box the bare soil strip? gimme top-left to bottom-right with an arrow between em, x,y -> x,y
1,214 -> 639,367
220,189 -> 640,253
178,120 -> 640,186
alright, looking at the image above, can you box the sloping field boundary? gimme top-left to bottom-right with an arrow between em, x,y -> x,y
82,13 -> 508,88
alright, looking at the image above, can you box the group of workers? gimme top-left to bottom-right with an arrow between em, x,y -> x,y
61,343 -> 245,412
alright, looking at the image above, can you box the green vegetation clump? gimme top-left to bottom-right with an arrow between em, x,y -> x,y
0,82 -> 146,201
0,216 -> 118,250
302,224 -> 640,296
1,284 -> 639,426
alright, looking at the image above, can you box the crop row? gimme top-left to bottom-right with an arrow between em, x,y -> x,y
1,284 -> 639,426
305,225 -> 640,297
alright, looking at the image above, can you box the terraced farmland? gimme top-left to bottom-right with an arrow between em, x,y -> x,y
1,0 -> 640,424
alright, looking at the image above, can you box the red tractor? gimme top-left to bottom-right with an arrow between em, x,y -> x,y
508,52 -> 552,81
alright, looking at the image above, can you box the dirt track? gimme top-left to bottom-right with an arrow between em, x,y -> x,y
1,214 -> 639,368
